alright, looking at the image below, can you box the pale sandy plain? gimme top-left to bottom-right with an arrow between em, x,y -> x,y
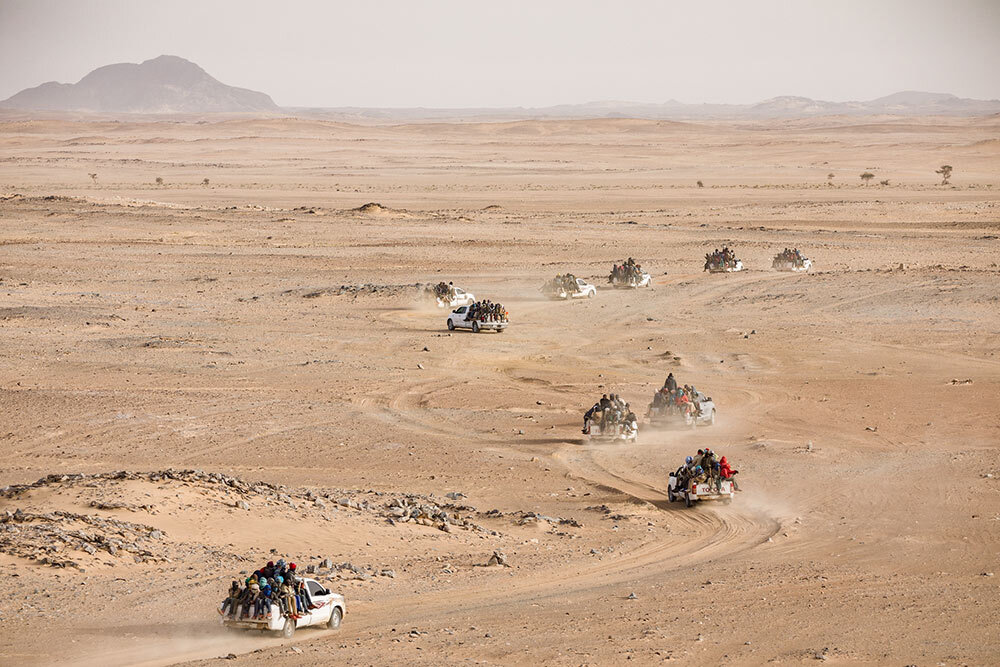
0,114 -> 998,666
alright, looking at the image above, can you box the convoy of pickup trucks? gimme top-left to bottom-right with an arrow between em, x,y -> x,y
218,251 -> 782,642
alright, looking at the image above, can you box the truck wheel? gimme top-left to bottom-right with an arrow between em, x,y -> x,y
327,607 -> 343,629
667,488 -> 675,503
587,290 -> 594,298
447,320 -> 455,331
685,493 -> 692,508
472,321 -> 480,333
280,618 -> 295,639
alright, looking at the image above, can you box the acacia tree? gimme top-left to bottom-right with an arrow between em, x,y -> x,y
860,172 -> 874,186
936,164 -> 953,185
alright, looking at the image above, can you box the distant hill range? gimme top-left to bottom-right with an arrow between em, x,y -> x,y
302,91 -> 1000,121
0,55 -> 278,113
2,55 -> 998,119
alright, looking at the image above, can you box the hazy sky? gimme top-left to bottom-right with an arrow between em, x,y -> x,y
2,0 -> 999,107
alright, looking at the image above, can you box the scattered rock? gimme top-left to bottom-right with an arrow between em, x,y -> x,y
486,550 -> 509,567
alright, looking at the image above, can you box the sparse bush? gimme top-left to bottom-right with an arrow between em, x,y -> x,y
202,178 -> 210,186
860,172 -> 874,185
935,164 -> 953,185
827,173 -> 834,181
879,179 -> 890,186
696,180 -> 704,188
88,173 -> 97,182
155,176 -> 164,186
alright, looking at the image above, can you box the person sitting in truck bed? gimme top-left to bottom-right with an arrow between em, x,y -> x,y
583,402 -> 601,433
254,579 -> 273,619
719,456 -> 740,491
623,404 -> 637,425
221,580 -> 241,617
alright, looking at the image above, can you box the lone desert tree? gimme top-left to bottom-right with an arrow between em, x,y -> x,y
860,172 -> 875,185
936,164 -> 953,185
155,176 -> 164,186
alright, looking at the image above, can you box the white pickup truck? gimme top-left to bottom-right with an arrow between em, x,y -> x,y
667,474 -> 734,507
437,286 -> 476,308
221,577 -> 345,638
772,256 -> 812,272
542,277 -> 597,300
447,305 -> 508,333
610,272 -> 651,289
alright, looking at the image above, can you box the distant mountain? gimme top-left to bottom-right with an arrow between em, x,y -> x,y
3,58 -> 997,120
0,55 -> 278,113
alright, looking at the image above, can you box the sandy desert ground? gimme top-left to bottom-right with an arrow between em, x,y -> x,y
0,114 -> 998,665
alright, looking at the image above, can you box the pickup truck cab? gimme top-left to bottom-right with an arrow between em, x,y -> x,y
447,306 -> 508,333
221,577 -> 345,638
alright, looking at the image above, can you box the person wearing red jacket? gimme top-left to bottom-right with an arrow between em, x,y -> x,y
719,456 -> 739,491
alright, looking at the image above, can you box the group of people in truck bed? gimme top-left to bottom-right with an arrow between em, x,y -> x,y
220,559 -> 316,621
582,393 -> 638,434
432,281 -> 456,301
544,273 -> 581,295
773,247 -> 806,265
466,300 -> 507,322
704,246 -> 739,270
674,448 -> 739,492
608,257 -> 644,284
649,372 -> 705,418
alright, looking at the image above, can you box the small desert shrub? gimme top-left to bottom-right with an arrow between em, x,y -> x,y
155,176 -> 164,185
879,179 -> 890,186
860,172 -> 874,185
88,173 -> 97,182
696,180 -> 704,188
202,178 -> 210,186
